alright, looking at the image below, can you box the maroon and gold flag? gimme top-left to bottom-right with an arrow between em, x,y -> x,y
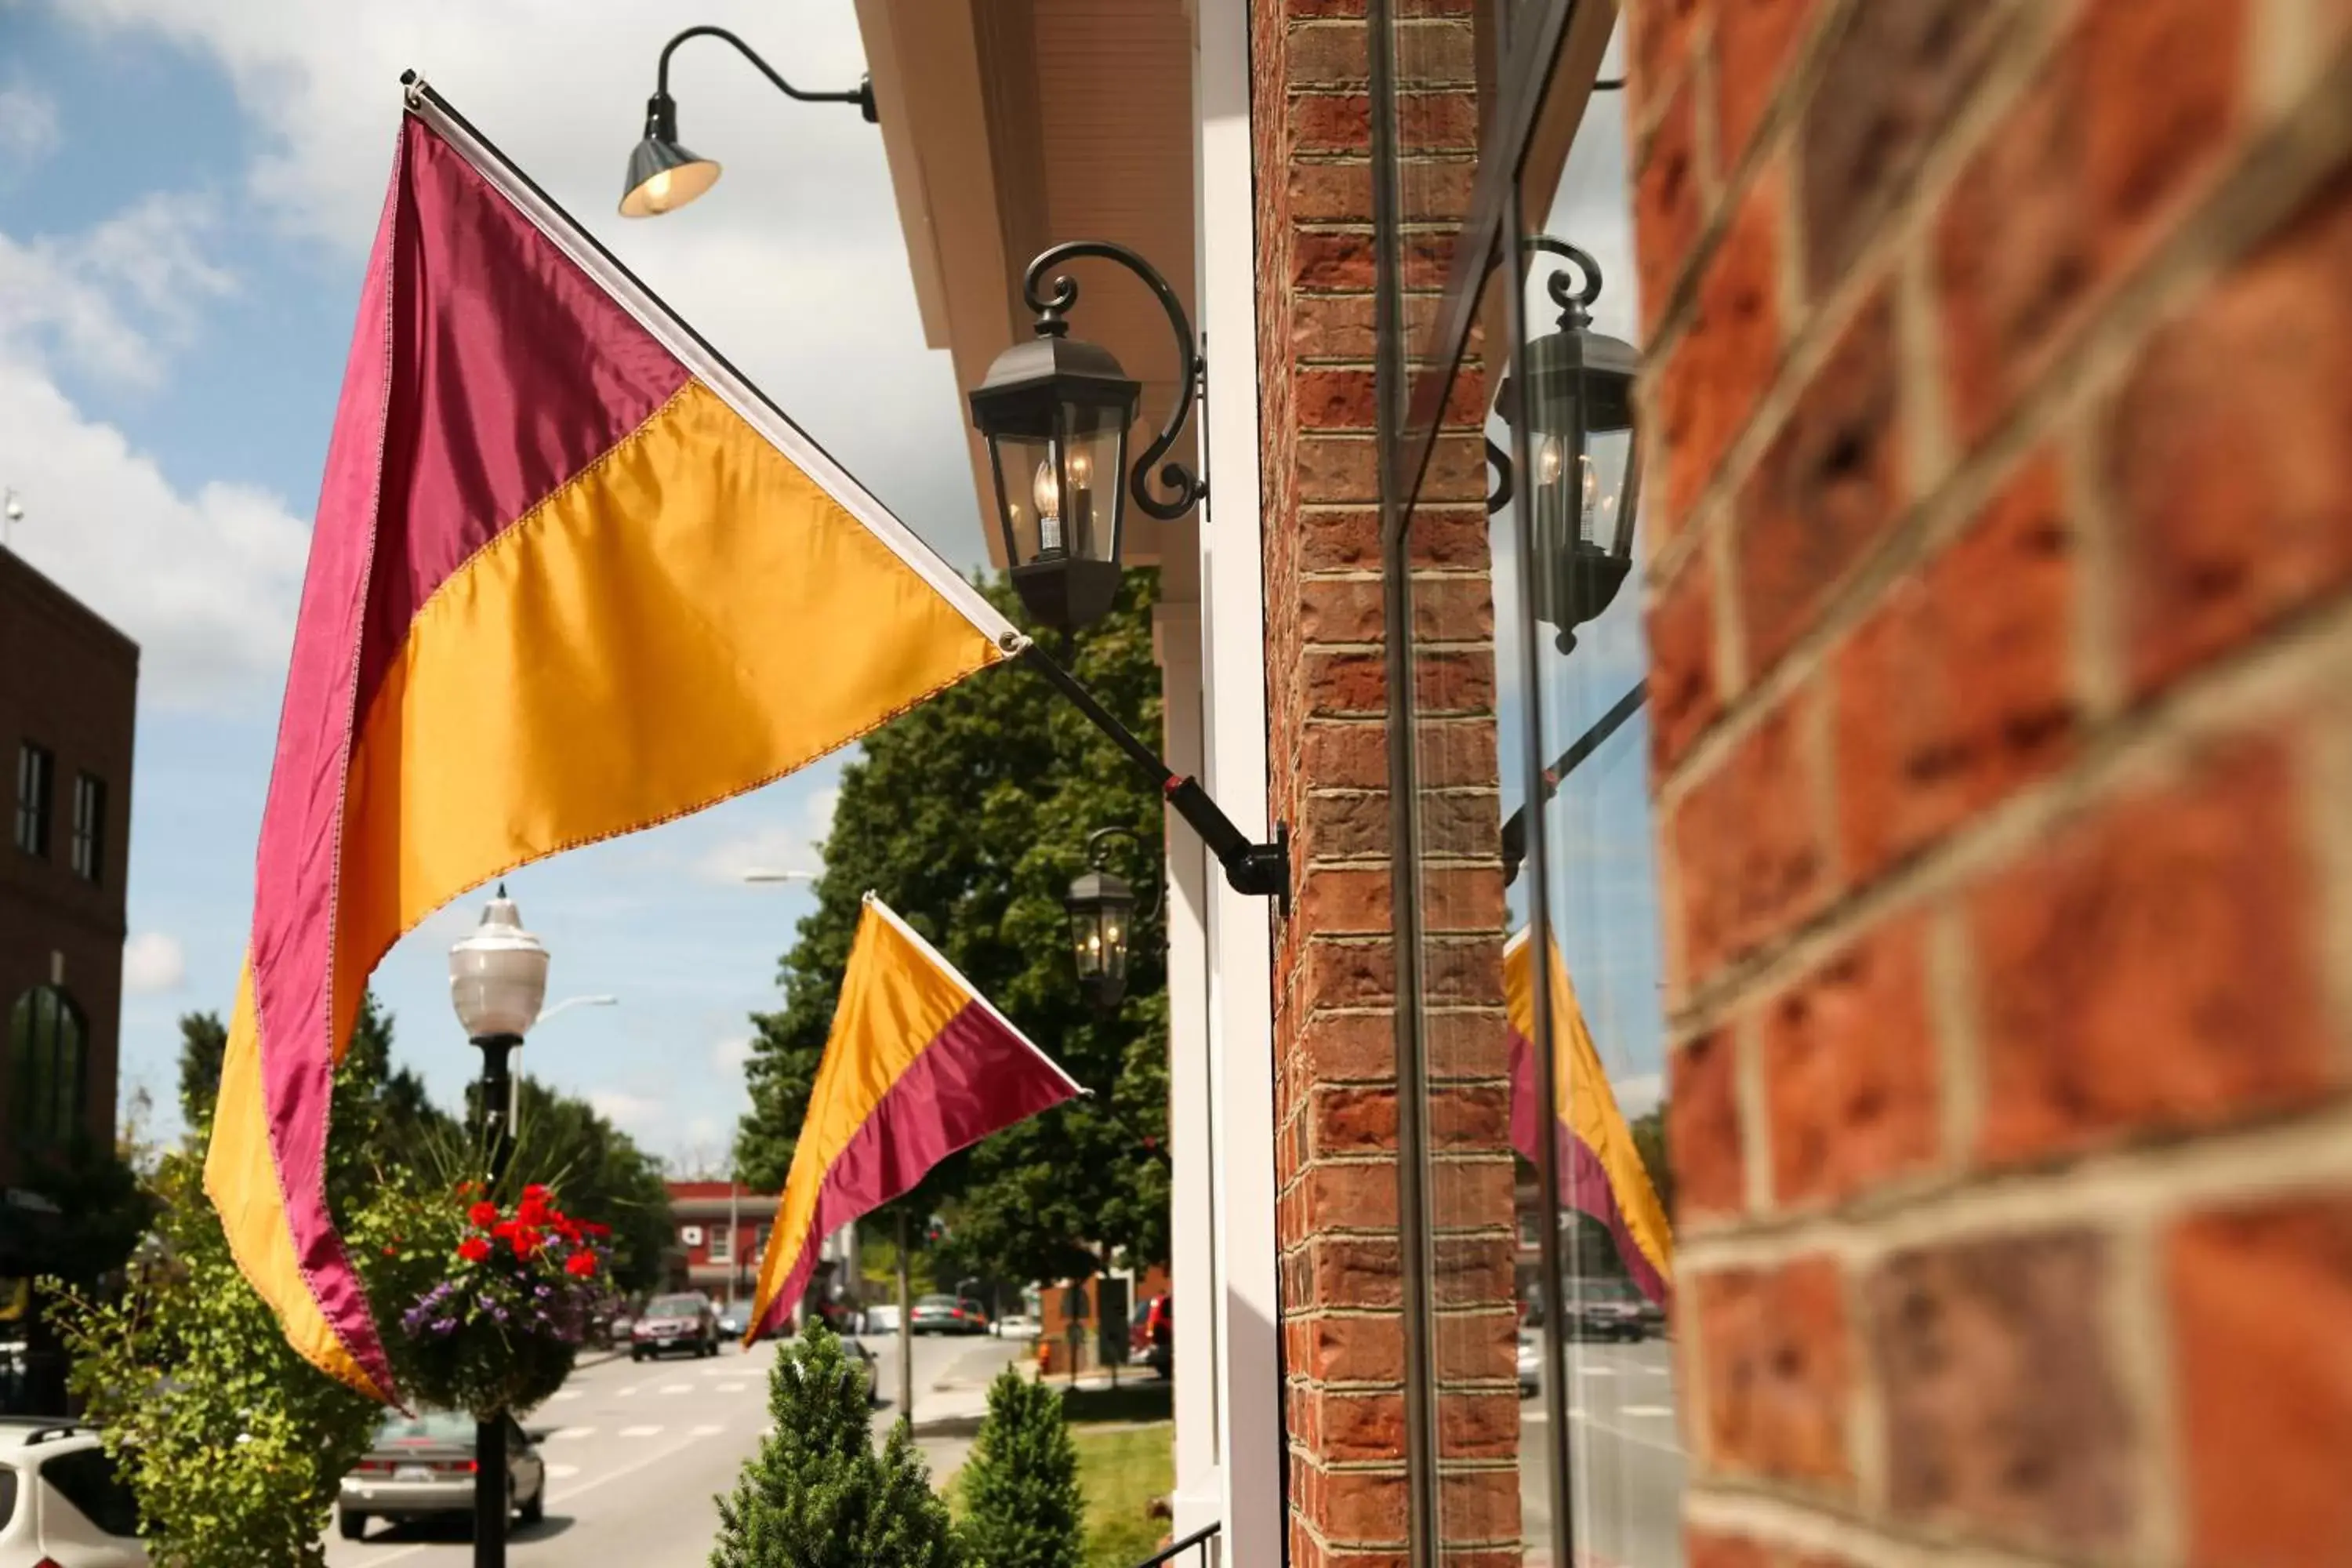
205,95 -> 1022,1400
1506,930 -> 1673,1305
744,895 -> 1081,1341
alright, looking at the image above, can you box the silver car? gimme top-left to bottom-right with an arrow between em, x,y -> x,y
338,1410 -> 546,1541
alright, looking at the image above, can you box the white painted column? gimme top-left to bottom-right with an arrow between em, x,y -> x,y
1156,575 -> 1221,1540
1193,2 -> 1283,1560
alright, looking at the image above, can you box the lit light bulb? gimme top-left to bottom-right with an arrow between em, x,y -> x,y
1535,434 -> 1564,487
1068,449 -> 1093,489
643,169 -> 673,211
1032,458 -> 1064,553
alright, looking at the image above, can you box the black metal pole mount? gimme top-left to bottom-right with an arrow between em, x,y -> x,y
1021,240 -> 1207,521
1021,645 -> 1288,912
650,25 -> 875,125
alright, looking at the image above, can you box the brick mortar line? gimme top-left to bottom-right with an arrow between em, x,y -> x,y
1675,1090 -> 2352,1279
1640,0 -> 2073,593
1682,1480 -> 2074,1568
1663,582 -> 2352,1034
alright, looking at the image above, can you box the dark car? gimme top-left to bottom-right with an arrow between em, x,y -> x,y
909,1294 -> 987,1336
631,1292 -> 721,1359
339,1409 -> 546,1541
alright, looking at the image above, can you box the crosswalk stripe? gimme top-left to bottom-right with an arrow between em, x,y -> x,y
617,1385 -> 640,1396
550,1391 -> 583,1403
544,1463 -> 581,1479
619,1425 -> 663,1438
545,1427 -> 595,1442
715,1383 -> 746,1394
691,1425 -> 724,1437
1620,1404 -> 1675,1417
661,1383 -> 692,1394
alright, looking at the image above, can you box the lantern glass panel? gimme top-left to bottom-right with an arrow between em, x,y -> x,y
989,430 -> 1057,565
1051,400 -> 1129,566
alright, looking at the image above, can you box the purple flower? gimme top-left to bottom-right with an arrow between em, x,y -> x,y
430,1316 -> 457,1335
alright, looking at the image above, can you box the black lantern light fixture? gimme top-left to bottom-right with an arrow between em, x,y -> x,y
1487,238 -> 1643,654
620,26 -> 876,219
1064,825 -> 1169,1012
968,241 -> 1207,631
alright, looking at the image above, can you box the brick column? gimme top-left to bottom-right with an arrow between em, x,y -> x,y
1252,2 -> 1509,1563
1633,0 -> 2352,1563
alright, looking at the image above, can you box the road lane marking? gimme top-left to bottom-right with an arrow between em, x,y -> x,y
716,1383 -> 746,1394
1565,1408 -> 1686,1454
551,1390 -> 583,1402
1621,1404 -> 1675,1417
619,1424 -> 663,1437
661,1383 -> 692,1394
545,1463 -> 581,1479
546,1426 -> 596,1441
1575,1366 -> 1617,1377
691,1424 -> 724,1437
618,1385 -> 641,1396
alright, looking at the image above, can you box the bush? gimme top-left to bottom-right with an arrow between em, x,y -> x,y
712,1324 -> 961,1568
958,1367 -> 1083,1568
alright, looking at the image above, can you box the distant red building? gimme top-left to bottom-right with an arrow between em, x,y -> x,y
662,1181 -> 771,1308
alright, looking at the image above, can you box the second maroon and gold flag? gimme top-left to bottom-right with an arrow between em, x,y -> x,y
745,895 -> 1083,1341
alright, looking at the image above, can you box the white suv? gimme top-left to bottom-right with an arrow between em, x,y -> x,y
0,1420 -> 146,1567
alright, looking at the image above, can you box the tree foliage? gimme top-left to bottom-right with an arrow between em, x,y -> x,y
504,1074 -> 674,1299
956,1367 -> 1084,1568
49,1036 -> 446,1568
734,573 -> 1171,1283
711,1324 -> 961,1568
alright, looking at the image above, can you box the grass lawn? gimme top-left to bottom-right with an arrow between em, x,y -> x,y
1072,1423 -> 1173,1568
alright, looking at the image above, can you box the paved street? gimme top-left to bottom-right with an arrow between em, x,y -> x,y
324,1330 -> 1024,1566
1517,1337 -> 1686,1568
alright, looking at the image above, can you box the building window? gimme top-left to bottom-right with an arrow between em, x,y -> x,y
14,742 -> 53,858
708,1223 -> 734,1265
70,773 -> 106,883
9,985 -> 87,1149
1379,5 -> 1680,1561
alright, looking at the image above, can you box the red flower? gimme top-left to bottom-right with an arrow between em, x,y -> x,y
517,1196 -> 552,1229
466,1200 -> 499,1228
508,1227 -> 545,1260
582,1221 -> 612,1240
551,1216 -> 582,1243
523,1183 -> 550,1201
564,1251 -> 598,1279
381,1245 -> 397,1258
457,1236 -> 491,1264
455,1180 -> 479,1197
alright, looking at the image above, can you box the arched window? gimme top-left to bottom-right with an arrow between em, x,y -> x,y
9,985 -> 86,1148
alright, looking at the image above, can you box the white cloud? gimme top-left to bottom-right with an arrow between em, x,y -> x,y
588,1087 -> 663,1134
122,931 -> 187,994
0,83 -> 60,169
1612,1071 -> 1662,1120
0,188 -> 309,708
710,1035 -> 753,1076
693,785 -> 840,884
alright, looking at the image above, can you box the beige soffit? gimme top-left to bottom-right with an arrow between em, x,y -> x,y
857,0 -> 1199,569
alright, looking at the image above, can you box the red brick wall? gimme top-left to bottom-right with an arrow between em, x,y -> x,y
1634,1 -> 2352,1562
1254,2 -> 1512,1563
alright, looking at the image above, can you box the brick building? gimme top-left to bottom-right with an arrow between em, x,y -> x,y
662,1180 -> 775,1309
848,1 -> 2352,1562
0,546 -> 137,1190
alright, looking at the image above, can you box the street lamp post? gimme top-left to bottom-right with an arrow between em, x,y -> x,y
448,886 -> 550,1568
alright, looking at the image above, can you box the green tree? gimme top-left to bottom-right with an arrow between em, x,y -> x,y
711,1324 -> 961,1568
176,1010 -> 227,1133
956,1367 -> 1083,1568
1629,1105 -> 1675,1226
505,1074 -> 674,1298
735,573 -> 1170,1283
48,1045 -> 447,1567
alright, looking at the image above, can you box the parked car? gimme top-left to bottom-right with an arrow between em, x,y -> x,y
631,1292 -> 721,1360
909,1294 -> 987,1336
1133,1294 -> 1174,1378
991,1313 -> 1040,1341
0,1417 -> 146,1566
1515,1331 -> 1541,1399
338,1409 -> 547,1542
716,1308 -> 747,1342
861,1305 -> 901,1338
1564,1287 -> 1650,1342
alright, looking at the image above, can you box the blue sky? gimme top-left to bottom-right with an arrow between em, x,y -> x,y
0,0 -> 992,1161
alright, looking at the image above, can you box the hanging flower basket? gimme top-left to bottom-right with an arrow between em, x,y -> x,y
394,1182 -> 617,1420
